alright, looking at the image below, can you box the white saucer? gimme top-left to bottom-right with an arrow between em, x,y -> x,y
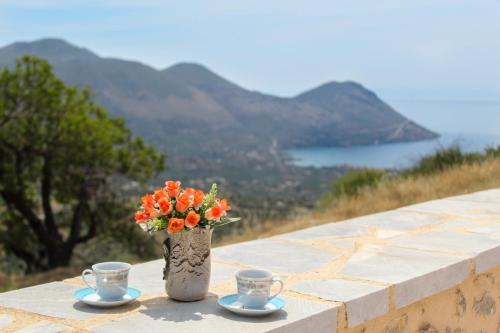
73,287 -> 141,308
218,294 -> 285,316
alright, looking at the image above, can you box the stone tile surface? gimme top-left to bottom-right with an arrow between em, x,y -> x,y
338,245 -> 469,308
0,282 -> 127,320
438,220 -> 480,229
213,239 -> 334,274
403,199 -> 500,220
92,295 -> 338,333
449,189 -> 500,203
328,239 -> 356,250
277,222 -> 369,241
388,231 -> 499,255
475,246 -> 500,273
290,279 -> 388,327
0,314 -> 13,329
348,210 -> 444,232
465,224 -> 500,239
16,320 -> 73,333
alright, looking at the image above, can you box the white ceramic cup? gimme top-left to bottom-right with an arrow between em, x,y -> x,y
81,262 -> 131,300
235,269 -> 284,308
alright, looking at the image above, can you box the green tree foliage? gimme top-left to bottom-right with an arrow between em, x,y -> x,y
0,56 -> 165,272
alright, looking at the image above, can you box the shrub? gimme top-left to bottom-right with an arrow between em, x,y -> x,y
405,145 -> 483,176
321,169 -> 386,206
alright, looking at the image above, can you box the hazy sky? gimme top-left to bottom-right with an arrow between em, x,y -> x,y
0,0 -> 499,100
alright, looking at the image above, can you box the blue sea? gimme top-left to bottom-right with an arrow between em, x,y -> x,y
286,99 -> 500,169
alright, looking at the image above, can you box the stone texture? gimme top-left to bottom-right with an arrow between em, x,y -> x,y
0,282 -> 122,320
0,314 -> 13,329
388,231 -> 499,255
213,239 -> 334,274
348,210 -> 444,232
16,320 -> 73,333
418,324 -> 439,333
338,245 -> 469,308
289,279 -> 389,327
475,246 -> 500,274
403,199 -> 500,220
439,220 -> 480,229
328,239 -> 356,250
382,314 -> 409,333
450,189 -> 500,204
462,223 -> 500,272
278,222 -> 369,241
473,292 -> 496,316
466,224 -> 500,240
455,289 -> 466,317
91,295 -> 338,333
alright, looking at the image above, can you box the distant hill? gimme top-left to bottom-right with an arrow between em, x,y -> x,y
0,38 -> 437,152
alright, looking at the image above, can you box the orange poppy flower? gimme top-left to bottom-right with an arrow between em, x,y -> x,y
184,187 -> 196,195
167,217 -> 185,233
134,211 -> 148,223
219,198 -> 231,211
153,188 -> 169,201
157,198 -> 172,215
185,211 -> 201,228
175,193 -> 192,213
193,190 -> 204,209
141,194 -> 155,210
205,205 -> 223,220
165,180 -> 181,198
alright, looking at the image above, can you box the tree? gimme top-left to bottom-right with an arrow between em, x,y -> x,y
0,56 -> 165,272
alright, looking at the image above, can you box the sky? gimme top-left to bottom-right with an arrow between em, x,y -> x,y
0,0 -> 499,100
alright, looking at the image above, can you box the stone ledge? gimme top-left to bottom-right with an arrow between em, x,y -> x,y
1,188 -> 500,332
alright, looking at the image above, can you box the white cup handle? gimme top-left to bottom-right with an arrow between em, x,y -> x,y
269,277 -> 284,300
82,269 -> 97,291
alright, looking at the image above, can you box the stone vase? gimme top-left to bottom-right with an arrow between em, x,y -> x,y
162,227 -> 213,301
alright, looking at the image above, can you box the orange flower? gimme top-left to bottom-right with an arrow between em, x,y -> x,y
185,211 -> 201,228
157,198 -> 172,215
134,211 -> 148,223
165,180 -> 181,198
175,193 -> 192,213
219,198 -> 231,211
153,188 -> 169,201
167,217 -> 184,233
193,190 -> 204,209
205,205 -> 223,220
184,187 -> 195,195
147,208 -> 161,219
141,194 -> 155,211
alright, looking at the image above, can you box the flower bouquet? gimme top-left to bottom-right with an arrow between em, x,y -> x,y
134,180 -> 240,301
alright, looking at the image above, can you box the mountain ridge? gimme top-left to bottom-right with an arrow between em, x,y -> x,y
0,38 -> 438,151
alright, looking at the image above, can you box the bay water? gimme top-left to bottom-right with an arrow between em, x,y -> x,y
286,99 -> 500,169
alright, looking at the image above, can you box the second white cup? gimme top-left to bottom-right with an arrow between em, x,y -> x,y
235,269 -> 284,308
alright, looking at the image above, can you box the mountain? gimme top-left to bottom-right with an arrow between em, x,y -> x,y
0,38 -> 437,152
0,38 -> 439,232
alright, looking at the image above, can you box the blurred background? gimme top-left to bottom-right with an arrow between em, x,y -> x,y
1,0 -> 499,290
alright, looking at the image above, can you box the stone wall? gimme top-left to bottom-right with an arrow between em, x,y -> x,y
1,189 -> 500,332
341,265 -> 500,333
